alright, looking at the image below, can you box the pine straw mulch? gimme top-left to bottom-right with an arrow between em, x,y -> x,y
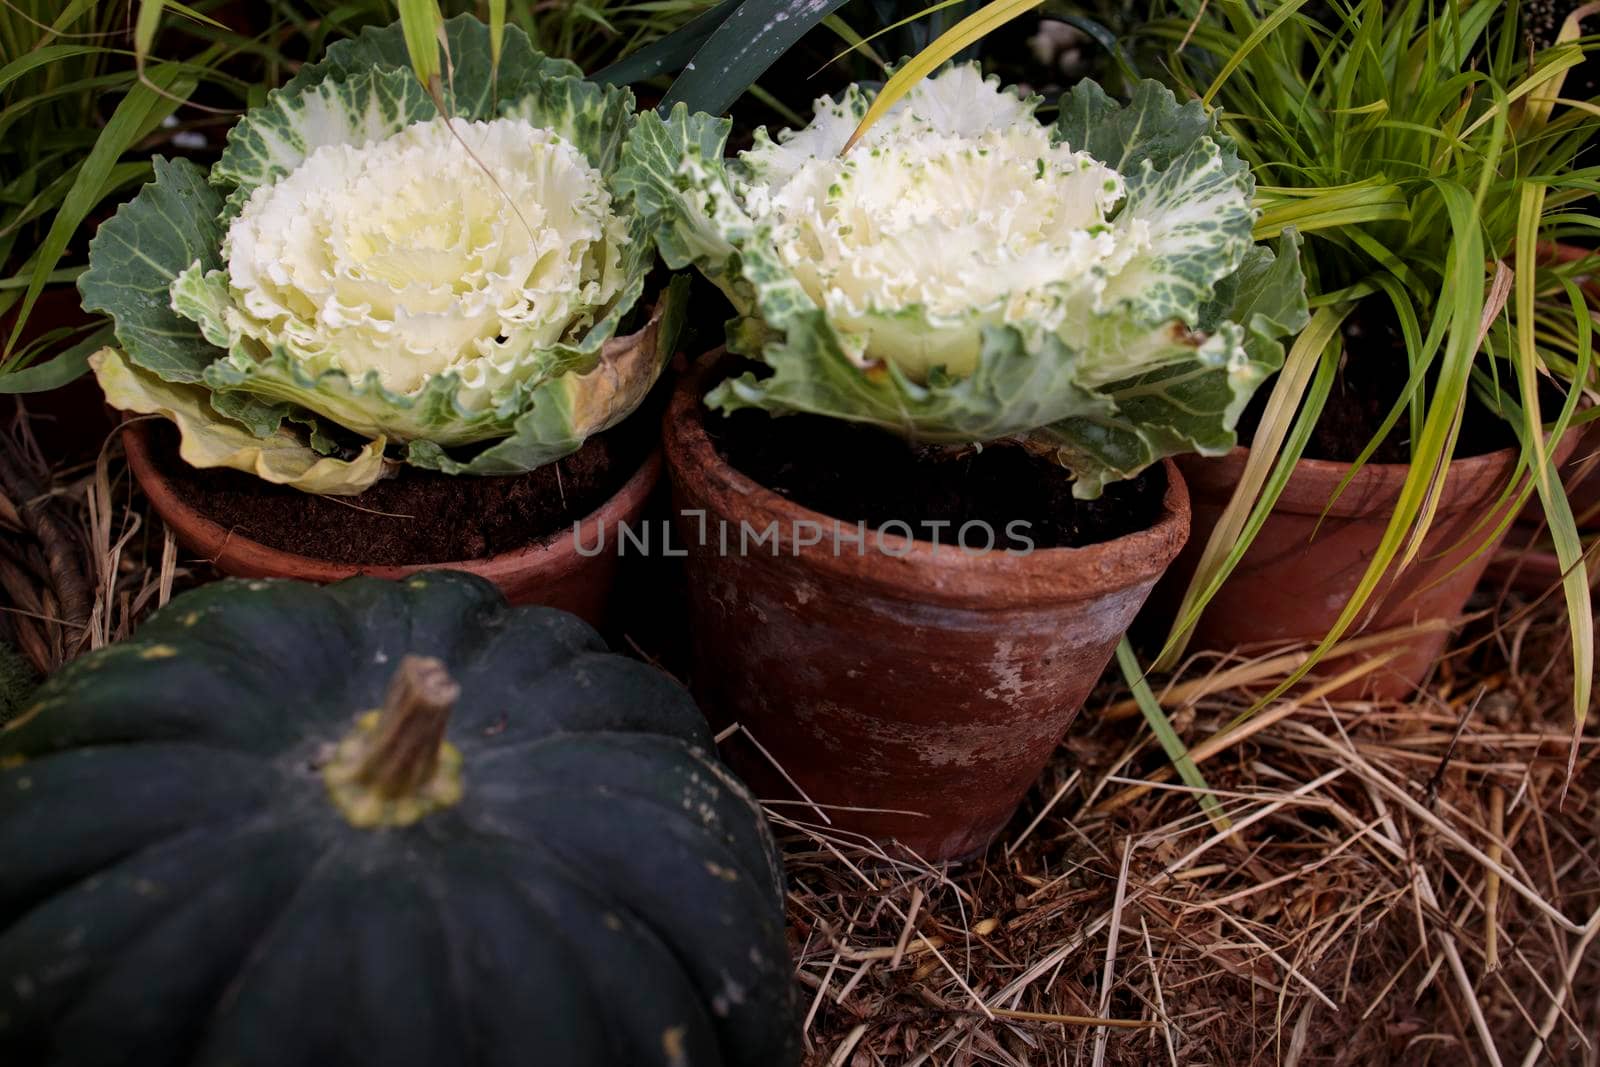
4,395 -> 1599,1066
780,599 -> 1600,1066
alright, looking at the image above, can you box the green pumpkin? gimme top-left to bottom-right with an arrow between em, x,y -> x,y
0,572 -> 798,1067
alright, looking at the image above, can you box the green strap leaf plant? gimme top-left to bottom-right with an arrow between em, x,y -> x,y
856,0 -> 1597,755
4,62 -> 194,363
592,0 -> 744,88
1116,638 -> 1230,832
590,0 -> 852,116
1143,0 -> 1597,733
0,2 -> 366,392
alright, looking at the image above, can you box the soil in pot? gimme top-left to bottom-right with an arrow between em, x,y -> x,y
1238,306 -> 1523,466
667,359 -> 1189,863
708,407 -> 1166,549
144,411 -> 655,565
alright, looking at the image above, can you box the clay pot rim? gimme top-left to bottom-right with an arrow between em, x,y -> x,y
1192,245 -> 1593,520
1182,430 -> 1581,520
664,350 -> 1191,608
124,421 -> 662,585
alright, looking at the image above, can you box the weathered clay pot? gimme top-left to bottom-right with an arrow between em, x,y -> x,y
115,294 -> 675,627
1529,247 -> 1600,531
124,421 -> 661,627
1562,423 -> 1600,527
664,356 -> 1191,862
1488,421 -> 1600,594
1168,434 -> 1577,699
1483,245 -> 1600,592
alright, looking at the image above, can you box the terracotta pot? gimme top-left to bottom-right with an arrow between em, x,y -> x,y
1509,244 -> 1600,532
124,420 -> 661,627
1510,419 -> 1600,526
1167,434 -> 1577,699
1566,424 -> 1600,527
1487,421 -> 1600,595
663,356 -> 1191,862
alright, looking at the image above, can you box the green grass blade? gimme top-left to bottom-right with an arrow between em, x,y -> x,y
134,0 -> 165,63
842,0 -> 1042,152
3,63 -> 193,359
1156,305 -> 1347,669
396,0 -> 444,87
814,1 -> 964,72
1116,639 -> 1230,831
1201,0 -> 1314,108
1512,184 -> 1593,735
0,327 -> 110,394
592,0 -> 742,86
488,0 -> 505,67
0,45 -> 102,95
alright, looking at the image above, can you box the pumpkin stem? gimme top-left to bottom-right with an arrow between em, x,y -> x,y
323,655 -> 466,828
357,656 -> 460,798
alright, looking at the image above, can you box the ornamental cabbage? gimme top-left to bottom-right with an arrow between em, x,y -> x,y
619,66 -> 1308,497
80,16 -> 677,495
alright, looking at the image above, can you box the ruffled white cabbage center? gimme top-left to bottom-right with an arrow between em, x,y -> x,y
224,115 -> 625,394
736,70 -> 1143,381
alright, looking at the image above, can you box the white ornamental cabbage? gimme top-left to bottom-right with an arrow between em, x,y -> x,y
81,17 -> 673,495
620,66 -> 1308,497
219,116 -> 625,401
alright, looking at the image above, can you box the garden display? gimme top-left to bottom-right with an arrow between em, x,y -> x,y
6,1 -> 1600,1060
0,572 -> 798,1066
77,16 -> 681,622
625,65 -> 1307,859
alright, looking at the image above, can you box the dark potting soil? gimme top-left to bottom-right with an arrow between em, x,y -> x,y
1238,304 -> 1526,464
706,408 -> 1166,551
148,412 -> 656,566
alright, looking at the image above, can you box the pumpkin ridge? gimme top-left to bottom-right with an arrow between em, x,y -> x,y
2,821 -> 323,1057
409,853 -> 488,1065
460,726 -> 697,763
1,819 -> 245,970
196,837 -> 348,1041
462,735 -> 779,885
444,848 -> 633,1060
0,746 -> 279,919
440,644 -> 654,740
195,845 -> 473,1065
504,786 -> 781,900
0,658 -> 300,758
460,773 -> 766,852
471,799 -> 794,1063
679,748 -> 788,909
457,827 -> 726,1064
